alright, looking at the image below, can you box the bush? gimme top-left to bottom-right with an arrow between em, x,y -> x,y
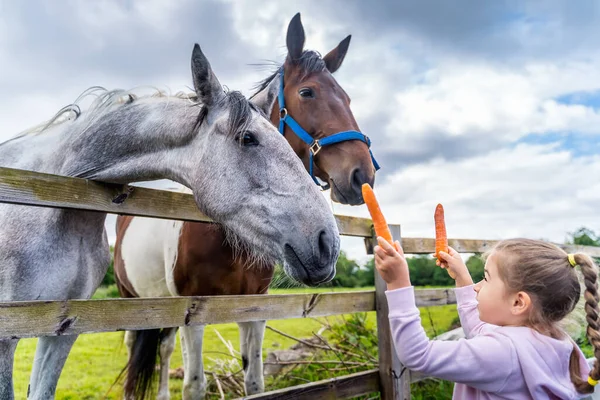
407,254 -> 485,287
212,313 -> 456,399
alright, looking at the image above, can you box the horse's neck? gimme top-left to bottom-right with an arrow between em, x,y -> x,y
0,97 -> 201,186
66,98 -> 201,185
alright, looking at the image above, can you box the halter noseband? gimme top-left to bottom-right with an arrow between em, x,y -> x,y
277,69 -> 380,189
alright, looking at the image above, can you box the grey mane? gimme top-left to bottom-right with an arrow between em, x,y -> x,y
1,86 -> 259,148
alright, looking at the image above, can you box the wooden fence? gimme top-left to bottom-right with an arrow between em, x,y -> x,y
1,166 -> 599,400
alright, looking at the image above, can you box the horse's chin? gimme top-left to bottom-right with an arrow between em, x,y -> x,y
330,182 -> 363,206
282,247 -> 335,287
220,224 -> 281,267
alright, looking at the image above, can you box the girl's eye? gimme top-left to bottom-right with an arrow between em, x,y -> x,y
240,132 -> 259,146
299,88 -> 315,98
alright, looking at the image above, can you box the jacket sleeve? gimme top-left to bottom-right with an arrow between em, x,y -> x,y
386,287 -> 516,393
454,285 -> 496,338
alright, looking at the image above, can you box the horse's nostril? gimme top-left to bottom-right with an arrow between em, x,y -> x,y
352,168 -> 366,190
318,230 -> 332,265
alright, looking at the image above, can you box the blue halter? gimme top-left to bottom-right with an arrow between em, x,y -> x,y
277,70 -> 380,189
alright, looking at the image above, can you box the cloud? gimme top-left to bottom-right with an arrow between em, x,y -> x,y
0,0 -> 254,89
319,0 -> 600,65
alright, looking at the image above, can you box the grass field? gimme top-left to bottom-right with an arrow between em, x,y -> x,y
12,286 -> 459,399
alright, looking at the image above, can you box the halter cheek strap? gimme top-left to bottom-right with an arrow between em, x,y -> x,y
277,69 -> 380,189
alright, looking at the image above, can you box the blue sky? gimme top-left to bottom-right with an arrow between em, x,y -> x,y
557,90 -> 600,109
2,0 -> 600,262
518,132 -> 600,156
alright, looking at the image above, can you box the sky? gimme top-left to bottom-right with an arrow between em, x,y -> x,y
2,0 -> 600,264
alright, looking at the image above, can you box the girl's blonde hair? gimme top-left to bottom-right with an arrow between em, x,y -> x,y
490,238 -> 600,394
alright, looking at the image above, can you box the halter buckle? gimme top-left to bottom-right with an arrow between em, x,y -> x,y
310,141 -> 322,156
279,108 -> 288,119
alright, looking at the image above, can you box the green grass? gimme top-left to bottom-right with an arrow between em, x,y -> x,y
269,286 -> 375,293
13,286 -> 458,399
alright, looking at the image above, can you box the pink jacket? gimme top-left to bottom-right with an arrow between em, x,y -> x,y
385,285 -> 590,399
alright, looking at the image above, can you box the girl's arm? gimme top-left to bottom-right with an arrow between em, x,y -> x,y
454,285 -> 495,338
436,248 -> 494,337
386,287 -> 516,393
374,238 -> 513,390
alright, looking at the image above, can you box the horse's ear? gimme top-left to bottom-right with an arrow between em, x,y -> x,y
323,35 -> 351,74
191,44 -> 224,107
286,13 -> 305,62
250,74 -> 279,116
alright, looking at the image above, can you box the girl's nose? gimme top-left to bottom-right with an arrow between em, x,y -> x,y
474,281 -> 482,292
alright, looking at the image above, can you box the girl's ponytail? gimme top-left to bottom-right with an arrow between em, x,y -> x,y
569,253 -> 600,394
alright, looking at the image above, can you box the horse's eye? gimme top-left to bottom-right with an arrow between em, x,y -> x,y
299,88 -> 315,98
241,132 -> 259,147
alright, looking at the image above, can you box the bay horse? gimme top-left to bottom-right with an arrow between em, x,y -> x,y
114,13 -> 377,400
0,43 -> 340,400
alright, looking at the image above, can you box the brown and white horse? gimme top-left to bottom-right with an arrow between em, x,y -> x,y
113,13 -> 378,400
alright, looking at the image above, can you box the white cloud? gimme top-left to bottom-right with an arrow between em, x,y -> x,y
387,60 -> 600,154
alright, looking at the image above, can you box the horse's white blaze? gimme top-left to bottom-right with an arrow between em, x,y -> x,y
120,217 -> 182,297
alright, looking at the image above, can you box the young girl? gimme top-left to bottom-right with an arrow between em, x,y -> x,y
374,237 -> 599,399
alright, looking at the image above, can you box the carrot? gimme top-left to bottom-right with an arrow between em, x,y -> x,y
435,204 -> 456,278
361,183 -> 393,244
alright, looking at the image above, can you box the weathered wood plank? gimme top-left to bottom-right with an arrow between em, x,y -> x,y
0,291 -> 376,339
398,238 -> 496,255
414,288 -> 456,307
334,214 -> 375,238
0,288 -> 455,340
375,225 -> 409,400
0,166 -> 213,222
238,369 -> 379,400
0,167 -> 374,237
401,237 -> 600,257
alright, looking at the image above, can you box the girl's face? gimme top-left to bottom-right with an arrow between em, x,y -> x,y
473,252 -> 521,326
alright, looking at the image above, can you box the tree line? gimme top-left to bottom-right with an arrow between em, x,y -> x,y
101,227 -> 600,289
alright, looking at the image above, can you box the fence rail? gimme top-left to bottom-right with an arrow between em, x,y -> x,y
238,369 -> 380,400
0,167 -> 373,237
2,166 -> 599,399
399,237 -> 600,257
0,288 -> 458,339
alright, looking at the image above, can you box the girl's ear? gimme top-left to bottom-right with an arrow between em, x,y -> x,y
511,291 -> 532,317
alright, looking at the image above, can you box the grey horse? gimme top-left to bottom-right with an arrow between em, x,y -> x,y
0,44 -> 340,399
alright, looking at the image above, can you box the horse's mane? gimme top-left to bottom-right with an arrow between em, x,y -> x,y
1,87 -> 197,146
1,84 -> 260,148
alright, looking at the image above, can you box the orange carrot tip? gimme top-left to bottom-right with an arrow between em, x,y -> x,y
362,184 -> 393,244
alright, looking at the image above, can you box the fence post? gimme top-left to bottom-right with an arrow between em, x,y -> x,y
374,224 -> 410,400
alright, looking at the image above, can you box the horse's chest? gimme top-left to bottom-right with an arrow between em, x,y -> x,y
0,206 -> 109,300
120,217 -> 182,297
173,226 -> 274,296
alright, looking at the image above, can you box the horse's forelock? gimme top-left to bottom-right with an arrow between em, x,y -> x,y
250,50 -> 327,100
291,50 -> 326,79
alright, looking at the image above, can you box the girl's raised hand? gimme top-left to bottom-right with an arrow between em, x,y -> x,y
374,237 -> 411,290
436,246 -> 473,287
